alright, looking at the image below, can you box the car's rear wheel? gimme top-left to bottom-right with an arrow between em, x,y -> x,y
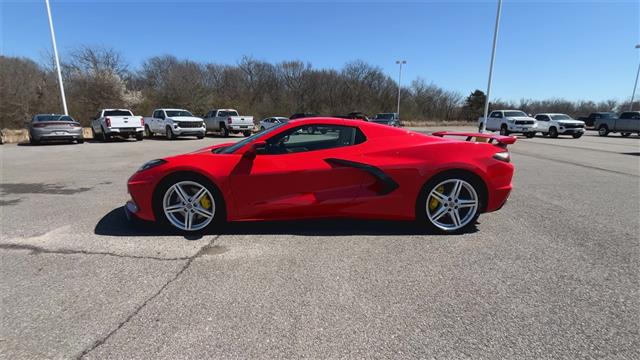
417,172 -> 484,234
220,124 -> 229,137
154,174 -> 225,233
621,132 -> 631,137
243,130 -> 252,137
102,127 -> 110,142
598,125 -> 609,137
145,125 -> 154,138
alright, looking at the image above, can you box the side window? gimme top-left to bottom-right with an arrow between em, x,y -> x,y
535,115 -> 543,121
152,111 -> 158,118
263,125 -> 365,155
158,111 -> 165,119
490,112 -> 502,118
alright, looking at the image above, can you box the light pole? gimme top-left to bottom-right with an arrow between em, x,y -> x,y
45,0 -> 68,115
630,44 -> 640,111
479,0 -> 503,133
395,60 -> 406,119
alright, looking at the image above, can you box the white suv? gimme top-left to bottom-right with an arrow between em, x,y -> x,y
534,113 -> 585,138
479,110 -> 538,138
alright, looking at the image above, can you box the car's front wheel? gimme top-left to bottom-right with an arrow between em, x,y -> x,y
417,172 -> 484,234
598,125 -> 609,137
525,132 -> 535,138
499,125 -> 509,136
621,132 -> 631,137
154,174 -> 225,233
572,133 -> 583,139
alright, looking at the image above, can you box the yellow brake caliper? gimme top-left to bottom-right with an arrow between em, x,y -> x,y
199,194 -> 212,209
429,185 -> 445,211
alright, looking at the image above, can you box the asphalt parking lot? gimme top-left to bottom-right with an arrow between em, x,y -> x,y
1,127 -> 638,359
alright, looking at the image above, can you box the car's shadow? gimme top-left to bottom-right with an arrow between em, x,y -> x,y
94,207 -> 478,238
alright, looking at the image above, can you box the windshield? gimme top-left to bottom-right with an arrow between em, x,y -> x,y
550,114 -> 572,120
601,113 -> 617,119
504,111 -> 527,117
219,123 -> 285,154
104,110 -> 133,116
218,110 -> 239,117
166,110 -> 194,117
375,113 -> 394,120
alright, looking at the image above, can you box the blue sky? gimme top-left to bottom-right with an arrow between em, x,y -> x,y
1,0 -> 638,102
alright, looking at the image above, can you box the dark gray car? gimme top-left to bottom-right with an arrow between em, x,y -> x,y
29,114 -> 84,145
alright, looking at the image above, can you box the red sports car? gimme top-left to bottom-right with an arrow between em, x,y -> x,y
125,118 -> 515,234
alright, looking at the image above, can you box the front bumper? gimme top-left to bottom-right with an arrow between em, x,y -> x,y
174,128 -> 206,136
559,128 -> 585,135
507,125 -> 536,133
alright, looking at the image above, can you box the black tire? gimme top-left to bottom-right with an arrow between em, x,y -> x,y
77,139 -> 85,144
102,127 -> 110,142
135,133 -> 144,141
598,125 -> 609,137
499,125 -> 509,136
549,127 -> 558,138
572,133 -> 583,139
145,125 -> 154,138
196,134 -> 204,139
260,126 -> 266,131
166,127 -> 175,140
30,136 -> 40,145
152,172 -> 226,234
243,130 -> 252,137
220,124 -> 229,137
91,127 -> 98,141
416,170 -> 486,234
525,132 -> 535,138
621,132 -> 631,137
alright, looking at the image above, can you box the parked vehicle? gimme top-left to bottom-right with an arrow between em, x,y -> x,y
144,109 -> 205,140
595,111 -> 640,137
533,113 -> 585,138
259,117 -> 289,131
338,112 -> 370,121
28,114 -> 84,145
372,113 -> 401,127
479,110 -> 537,138
581,112 -> 618,128
289,112 -> 320,120
203,109 -> 253,137
91,109 -> 144,141
125,117 -> 516,234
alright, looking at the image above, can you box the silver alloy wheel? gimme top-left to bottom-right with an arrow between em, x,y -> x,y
162,181 -> 215,231
426,179 -> 479,231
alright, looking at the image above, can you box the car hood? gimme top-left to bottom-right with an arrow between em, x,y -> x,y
557,120 -> 585,125
508,116 -> 537,121
169,116 -> 203,122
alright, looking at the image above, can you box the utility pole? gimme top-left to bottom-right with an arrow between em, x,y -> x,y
480,0 -> 503,133
45,0 -> 68,115
395,60 -> 406,119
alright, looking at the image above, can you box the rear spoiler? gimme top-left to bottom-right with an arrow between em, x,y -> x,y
431,131 -> 516,147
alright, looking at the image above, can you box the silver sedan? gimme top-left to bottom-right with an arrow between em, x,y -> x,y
29,114 -> 84,145
258,117 -> 289,131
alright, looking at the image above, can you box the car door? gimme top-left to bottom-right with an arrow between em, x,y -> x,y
487,111 -> 501,130
535,115 -> 550,132
229,124 -> 368,220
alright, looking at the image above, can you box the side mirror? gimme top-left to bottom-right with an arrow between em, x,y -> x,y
243,141 -> 266,160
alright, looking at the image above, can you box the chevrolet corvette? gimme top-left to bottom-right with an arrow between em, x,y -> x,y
125,118 -> 515,234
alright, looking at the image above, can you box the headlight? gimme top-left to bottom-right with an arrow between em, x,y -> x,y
138,159 -> 167,172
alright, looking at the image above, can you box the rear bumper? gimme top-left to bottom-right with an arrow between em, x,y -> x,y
108,127 -> 144,135
229,125 -> 254,131
31,128 -> 83,141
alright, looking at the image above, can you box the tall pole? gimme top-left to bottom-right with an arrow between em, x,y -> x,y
630,44 -> 640,111
480,0 -> 503,133
396,60 -> 406,119
45,0 -> 68,115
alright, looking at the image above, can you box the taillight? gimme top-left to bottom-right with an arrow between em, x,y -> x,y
33,123 -> 47,128
140,117 -> 144,126
493,151 -> 510,163
105,117 -> 111,127
227,117 -> 232,124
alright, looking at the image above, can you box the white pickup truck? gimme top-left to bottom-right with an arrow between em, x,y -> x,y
479,110 -> 538,138
91,109 -> 144,141
203,109 -> 254,137
533,113 -> 585,138
144,109 -> 205,140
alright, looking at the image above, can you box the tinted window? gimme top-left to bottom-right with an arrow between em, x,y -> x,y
504,111 -> 527,117
104,110 -> 133,116
59,116 -> 75,122
490,112 -> 502,118
263,125 -> 364,155
619,112 -> 640,119
35,115 -> 63,122
550,114 -> 572,120
166,110 -> 193,117
218,110 -> 239,117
